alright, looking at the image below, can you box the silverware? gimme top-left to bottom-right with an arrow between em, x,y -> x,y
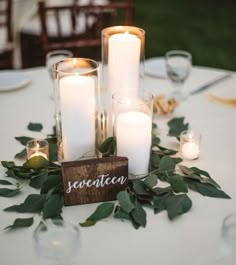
190,73 -> 232,95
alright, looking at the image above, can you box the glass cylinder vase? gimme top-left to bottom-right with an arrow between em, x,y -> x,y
113,92 -> 153,178
53,58 -> 99,162
102,26 -> 145,138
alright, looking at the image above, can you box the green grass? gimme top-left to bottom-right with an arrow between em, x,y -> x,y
134,0 -> 236,71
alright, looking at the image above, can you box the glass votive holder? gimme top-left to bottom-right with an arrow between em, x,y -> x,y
33,219 -> 81,265
180,130 -> 201,160
113,91 -> 153,177
26,139 -> 49,160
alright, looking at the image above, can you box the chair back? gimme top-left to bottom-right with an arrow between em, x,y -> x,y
38,0 -> 134,59
0,0 -> 13,69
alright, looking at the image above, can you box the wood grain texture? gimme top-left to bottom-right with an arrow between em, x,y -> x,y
62,156 -> 128,206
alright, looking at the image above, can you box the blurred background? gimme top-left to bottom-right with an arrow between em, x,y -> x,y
0,0 -> 236,70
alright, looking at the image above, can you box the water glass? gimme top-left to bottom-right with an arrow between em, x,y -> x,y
165,50 -> 192,101
33,219 -> 80,265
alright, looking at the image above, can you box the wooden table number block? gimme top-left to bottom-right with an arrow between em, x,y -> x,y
62,156 -> 128,206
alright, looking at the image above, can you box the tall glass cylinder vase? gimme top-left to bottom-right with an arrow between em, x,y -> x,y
113,92 -> 153,178
102,26 -> 145,138
53,58 -> 99,162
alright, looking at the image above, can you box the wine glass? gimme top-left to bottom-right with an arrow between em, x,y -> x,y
220,212 -> 236,264
165,50 -> 192,102
46,49 -> 73,99
33,219 -> 80,265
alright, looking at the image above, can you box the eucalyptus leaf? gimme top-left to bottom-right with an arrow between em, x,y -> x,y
5,169 -> 18,179
117,191 -> 135,213
144,174 -> 158,189
167,117 -> 189,139
153,192 -> 172,214
191,167 -> 220,188
40,174 -> 62,194
4,217 -> 34,230
169,174 -> 188,193
132,179 -> 151,196
49,143 -> 58,162
151,153 -> 160,168
14,148 -> 27,159
98,137 -> 116,156
85,202 -> 115,222
130,199 -> 147,227
166,194 -> 192,220
159,156 -> 176,174
15,136 -> 33,146
185,179 -> 230,199
27,122 -> 43,132
0,179 -> 14,185
0,188 -> 20,197
23,156 -> 49,170
152,186 -> 172,195
4,194 -> 47,213
152,134 -> 161,146
156,145 -> 178,155
79,220 -> 96,227
43,194 -> 63,219
178,165 -> 194,175
1,161 -> 15,169
29,173 -> 48,189
114,206 -> 131,220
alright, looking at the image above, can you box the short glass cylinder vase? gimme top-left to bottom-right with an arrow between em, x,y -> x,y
26,139 -> 49,160
53,58 -> 99,162
112,92 -> 153,177
180,130 -> 201,160
102,26 -> 145,137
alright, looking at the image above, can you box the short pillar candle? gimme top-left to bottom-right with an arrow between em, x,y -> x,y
180,130 -> 201,160
26,139 -> 49,160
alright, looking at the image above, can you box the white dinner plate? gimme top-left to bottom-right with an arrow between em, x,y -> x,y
145,57 -> 167,79
0,71 -> 31,92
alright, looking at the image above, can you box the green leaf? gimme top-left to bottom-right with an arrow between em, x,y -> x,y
159,156 -> 176,173
132,179 -> 151,196
4,217 -> 34,230
179,165 -> 194,175
23,156 -> 49,170
117,191 -> 135,213
191,167 -> 220,188
1,161 -> 15,168
166,194 -> 192,220
79,220 -> 96,227
86,202 -> 115,222
169,174 -> 188,193
98,137 -> 116,156
43,194 -> 63,219
152,134 -> 161,146
5,169 -> 18,179
185,179 -> 230,199
130,199 -> 147,227
4,194 -> 47,213
153,192 -> 172,214
152,122 -> 158,129
27,122 -> 43,132
144,174 -> 158,189
49,143 -> 58,162
152,186 -> 172,195
0,179 -> 14,185
40,174 -> 61,194
167,117 -> 189,138
114,206 -> 130,220
0,188 -> 20,197
14,148 -> 27,159
151,153 -> 160,168
156,145 -> 178,155
15,136 -> 33,146
29,173 -> 48,189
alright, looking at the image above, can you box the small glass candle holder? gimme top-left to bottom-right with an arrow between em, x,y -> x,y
53,58 -> 99,162
102,26 -> 145,137
113,91 -> 153,177
180,130 -> 201,160
26,139 -> 49,160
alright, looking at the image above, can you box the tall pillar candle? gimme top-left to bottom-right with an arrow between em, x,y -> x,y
59,75 -> 95,161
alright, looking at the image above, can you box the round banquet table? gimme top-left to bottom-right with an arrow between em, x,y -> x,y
0,61 -> 235,265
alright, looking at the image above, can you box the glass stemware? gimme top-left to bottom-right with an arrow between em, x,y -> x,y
165,50 -> 192,102
33,219 -> 80,265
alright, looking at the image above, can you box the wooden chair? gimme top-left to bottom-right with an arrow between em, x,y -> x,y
0,0 -> 13,69
38,0 -> 134,61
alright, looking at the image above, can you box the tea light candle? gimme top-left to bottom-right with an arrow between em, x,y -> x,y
116,111 -> 152,175
59,75 -> 95,161
180,130 -> 201,160
108,32 -> 141,96
26,139 -> 49,160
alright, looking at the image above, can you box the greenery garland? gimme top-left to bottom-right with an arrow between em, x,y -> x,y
0,118 -> 230,230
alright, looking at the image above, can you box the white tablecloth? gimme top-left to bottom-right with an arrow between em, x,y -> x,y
0,63 -> 236,265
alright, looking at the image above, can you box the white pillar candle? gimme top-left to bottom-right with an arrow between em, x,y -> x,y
116,111 -> 152,176
181,142 -> 200,160
108,32 -> 141,97
59,75 -> 95,161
